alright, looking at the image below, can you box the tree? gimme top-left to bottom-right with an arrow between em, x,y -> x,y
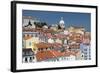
58,24 -> 62,29
34,22 -> 48,28
24,20 -> 32,27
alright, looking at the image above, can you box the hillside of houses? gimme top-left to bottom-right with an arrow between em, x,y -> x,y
22,16 -> 91,63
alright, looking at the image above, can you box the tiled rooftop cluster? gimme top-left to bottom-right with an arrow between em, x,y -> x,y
22,16 -> 91,63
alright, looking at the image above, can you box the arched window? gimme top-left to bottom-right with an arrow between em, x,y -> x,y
25,57 -> 27,62
30,57 -> 32,62
33,56 -> 34,59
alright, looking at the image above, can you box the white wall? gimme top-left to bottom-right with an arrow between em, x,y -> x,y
0,0 -> 99,73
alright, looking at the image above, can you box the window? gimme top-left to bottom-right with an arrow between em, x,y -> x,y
89,55 -> 91,57
57,59 -> 59,61
84,49 -> 87,51
22,43 -> 24,48
84,52 -> 87,54
81,55 -> 84,57
27,34 -> 29,37
33,56 -> 34,59
89,58 -> 91,60
46,48 -> 48,50
31,34 -> 33,37
30,51 -> 33,55
25,57 -> 27,62
29,42 -> 31,46
84,56 -> 87,58
22,52 -> 25,55
35,34 -> 37,37
30,57 -> 32,62
38,48 -> 40,51
23,34 -> 25,37
32,34 -> 35,37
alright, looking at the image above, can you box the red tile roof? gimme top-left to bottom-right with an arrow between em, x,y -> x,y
36,50 -> 79,61
23,36 -> 32,40
51,43 -> 62,48
54,34 -> 67,39
35,42 -> 52,49
23,28 -> 36,32
45,33 -> 53,38
36,50 -> 64,61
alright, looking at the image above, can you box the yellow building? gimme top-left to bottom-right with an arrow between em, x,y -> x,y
23,37 -> 39,54
68,26 -> 85,35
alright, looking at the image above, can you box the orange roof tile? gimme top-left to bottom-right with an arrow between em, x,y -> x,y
23,36 -> 32,40
36,50 -> 79,61
36,50 -> 64,61
23,28 -> 36,32
35,43 -> 52,49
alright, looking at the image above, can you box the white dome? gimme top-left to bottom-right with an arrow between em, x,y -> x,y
43,25 -> 48,29
59,17 -> 64,25
59,20 -> 64,24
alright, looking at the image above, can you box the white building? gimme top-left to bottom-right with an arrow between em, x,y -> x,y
50,24 -> 58,31
64,30 -> 69,35
80,43 -> 91,60
22,48 -> 37,63
22,16 -> 39,28
59,17 -> 65,29
48,38 -> 54,43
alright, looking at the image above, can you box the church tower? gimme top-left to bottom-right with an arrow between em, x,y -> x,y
59,17 -> 65,29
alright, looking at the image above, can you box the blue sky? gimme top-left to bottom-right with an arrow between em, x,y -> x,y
23,10 -> 91,32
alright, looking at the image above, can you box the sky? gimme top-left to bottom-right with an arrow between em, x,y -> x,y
23,10 -> 91,32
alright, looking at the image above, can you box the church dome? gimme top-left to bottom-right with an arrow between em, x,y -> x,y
59,17 -> 64,25
43,25 -> 48,29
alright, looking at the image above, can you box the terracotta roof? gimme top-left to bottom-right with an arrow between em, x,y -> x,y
51,43 -> 62,48
54,34 -> 67,39
36,49 -> 80,61
36,50 -> 64,61
63,50 -> 79,56
23,36 -> 32,40
43,29 -> 54,33
36,43 -> 63,49
35,42 -> 52,49
45,33 -> 53,38
23,28 -> 36,32
36,50 -> 79,61
50,50 -> 64,57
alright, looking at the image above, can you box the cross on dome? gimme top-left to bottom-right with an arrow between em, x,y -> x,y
61,17 -> 63,20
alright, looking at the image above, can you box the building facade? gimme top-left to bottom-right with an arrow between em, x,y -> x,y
80,43 -> 91,60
